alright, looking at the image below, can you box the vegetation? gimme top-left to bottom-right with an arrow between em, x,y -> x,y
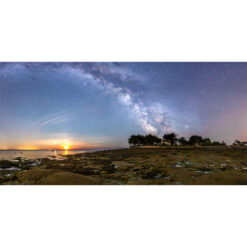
3,147 -> 247,185
177,137 -> 187,146
1,134 -> 246,185
163,133 -> 177,145
128,134 -> 161,146
128,132 -> 227,146
188,135 -> 203,145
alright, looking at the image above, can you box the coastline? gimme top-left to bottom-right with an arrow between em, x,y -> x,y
1,146 -> 247,185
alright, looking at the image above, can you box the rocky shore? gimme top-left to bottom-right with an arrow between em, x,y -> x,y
1,147 -> 247,185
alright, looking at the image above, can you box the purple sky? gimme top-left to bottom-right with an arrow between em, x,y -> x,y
0,62 -> 247,149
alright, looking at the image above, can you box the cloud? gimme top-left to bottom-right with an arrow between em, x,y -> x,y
34,112 -> 74,127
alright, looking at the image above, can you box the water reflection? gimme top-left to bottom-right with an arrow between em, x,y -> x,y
0,149 -> 97,160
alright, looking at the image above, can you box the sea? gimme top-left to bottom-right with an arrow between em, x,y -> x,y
0,148 -> 115,160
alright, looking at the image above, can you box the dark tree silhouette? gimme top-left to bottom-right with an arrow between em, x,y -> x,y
136,135 -> 145,145
163,133 -> 177,146
188,135 -> 203,145
128,134 -> 161,145
129,134 -> 228,147
201,137 -> 211,146
177,137 -> 187,146
144,134 -> 161,145
128,135 -> 139,145
212,141 -> 220,146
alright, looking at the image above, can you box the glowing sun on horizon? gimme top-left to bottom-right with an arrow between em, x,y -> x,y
63,144 -> 70,150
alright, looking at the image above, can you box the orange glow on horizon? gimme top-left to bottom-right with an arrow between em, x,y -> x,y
16,146 -> 38,150
63,144 -> 70,150
2,139 -> 99,150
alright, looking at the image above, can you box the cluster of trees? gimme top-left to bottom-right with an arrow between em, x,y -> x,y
128,133 -> 227,146
128,134 -> 161,146
177,135 -> 226,146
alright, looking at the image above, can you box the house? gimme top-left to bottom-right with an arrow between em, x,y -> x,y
233,140 -> 247,146
161,140 -> 171,145
233,140 -> 241,145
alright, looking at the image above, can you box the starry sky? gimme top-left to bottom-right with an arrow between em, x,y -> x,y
0,62 -> 247,150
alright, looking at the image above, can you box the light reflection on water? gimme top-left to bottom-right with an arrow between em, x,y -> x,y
0,148 -> 118,160
0,150 -> 87,160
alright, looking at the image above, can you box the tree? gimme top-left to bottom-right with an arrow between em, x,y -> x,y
128,135 -> 145,145
178,137 -> 187,146
212,141 -> 221,146
128,134 -> 161,146
128,135 -> 139,145
136,135 -> 145,145
163,133 -> 177,146
144,134 -> 161,145
201,137 -> 211,146
188,135 -> 203,145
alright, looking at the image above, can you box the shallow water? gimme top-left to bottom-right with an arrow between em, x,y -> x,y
0,149 -> 108,160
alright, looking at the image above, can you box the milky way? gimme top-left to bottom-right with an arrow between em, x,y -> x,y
0,62 -> 247,149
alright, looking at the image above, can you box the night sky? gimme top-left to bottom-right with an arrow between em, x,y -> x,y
0,62 -> 247,150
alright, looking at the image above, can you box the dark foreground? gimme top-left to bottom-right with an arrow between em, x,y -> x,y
1,147 -> 247,185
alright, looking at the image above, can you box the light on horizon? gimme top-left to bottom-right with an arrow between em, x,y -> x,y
63,144 -> 70,150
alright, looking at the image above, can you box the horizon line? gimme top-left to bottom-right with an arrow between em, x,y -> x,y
0,147 -> 125,151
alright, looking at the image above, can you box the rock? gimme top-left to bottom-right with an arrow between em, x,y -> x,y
0,160 -> 19,169
17,168 -> 58,184
16,167 -> 102,185
39,172 -> 102,185
15,157 -> 23,162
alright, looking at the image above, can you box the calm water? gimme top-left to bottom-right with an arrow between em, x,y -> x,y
0,149 -> 109,160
